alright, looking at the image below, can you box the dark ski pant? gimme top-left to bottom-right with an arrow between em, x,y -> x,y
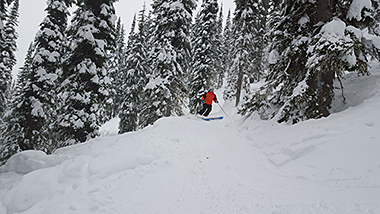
198,103 -> 212,117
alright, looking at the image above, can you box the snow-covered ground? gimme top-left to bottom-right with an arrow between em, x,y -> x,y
1,63 -> 380,214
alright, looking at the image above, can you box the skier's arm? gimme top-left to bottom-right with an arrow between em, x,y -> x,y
201,93 -> 206,103
201,93 -> 206,100
213,94 -> 218,102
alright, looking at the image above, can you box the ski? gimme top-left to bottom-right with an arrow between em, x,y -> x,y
188,115 -> 224,121
200,116 -> 223,121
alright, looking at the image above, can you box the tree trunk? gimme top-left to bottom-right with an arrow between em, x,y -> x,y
235,67 -> 243,107
316,0 -> 336,23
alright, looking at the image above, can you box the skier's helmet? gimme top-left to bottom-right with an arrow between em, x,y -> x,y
208,88 -> 214,92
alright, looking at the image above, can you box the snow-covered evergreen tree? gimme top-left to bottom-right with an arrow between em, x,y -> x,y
23,0 -> 72,152
215,3 -> 224,88
0,0 -> 15,118
188,0 -> 220,114
372,0 -> 380,34
58,0 -> 117,144
220,9 -> 232,89
1,0 -> 72,158
224,0 -> 266,106
0,0 -> 11,24
106,17 -> 126,119
119,5 -> 150,133
241,0 -> 375,124
240,0 -> 323,122
139,0 -> 196,127
369,0 -> 380,61
1,42 -> 34,165
0,0 -> 16,166
2,0 -> 17,68
279,0 -> 373,123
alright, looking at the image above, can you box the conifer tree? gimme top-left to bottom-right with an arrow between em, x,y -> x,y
220,9 -> 232,89
241,0 -> 375,124
3,0 -> 17,68
240,0 -> 320,121
1,42 -> 34,165
0,0 -> 16,166
215,3 -> 224,88
139,0 -> 196,127
33,0 -> 73,151
188,0 -> 220,114
224,0 -> 266,106
1,0 -> 72,156
0,0 -> 15,118
106,17 -> 126,119
58,0 -> 117,144
119,5 -> 150,133
126,14 -> 137,48
372,0 -> 380,34
369,0 -> 380,61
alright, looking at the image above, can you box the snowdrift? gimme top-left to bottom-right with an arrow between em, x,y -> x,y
1,64 -> 380,214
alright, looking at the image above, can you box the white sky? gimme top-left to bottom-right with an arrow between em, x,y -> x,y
15,0 -> 235,78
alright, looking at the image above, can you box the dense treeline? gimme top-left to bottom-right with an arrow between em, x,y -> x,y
0,0 -> 379,165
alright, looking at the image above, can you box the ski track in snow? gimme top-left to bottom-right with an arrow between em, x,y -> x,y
0,64 -> 380,213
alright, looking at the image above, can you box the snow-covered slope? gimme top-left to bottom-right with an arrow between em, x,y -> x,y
1,64 -> 380,214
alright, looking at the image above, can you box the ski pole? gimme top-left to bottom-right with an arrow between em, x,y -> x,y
217,102 -> 228,117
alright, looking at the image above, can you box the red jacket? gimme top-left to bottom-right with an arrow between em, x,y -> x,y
201,92 -> 217,105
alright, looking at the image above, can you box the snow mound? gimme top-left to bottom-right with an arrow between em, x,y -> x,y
99,117 -> 120,136
321,18 -> 346,37
332,62 -> 380,112
0,150 -> 64,174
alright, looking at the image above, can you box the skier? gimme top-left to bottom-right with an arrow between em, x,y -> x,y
198,89 -> 219,117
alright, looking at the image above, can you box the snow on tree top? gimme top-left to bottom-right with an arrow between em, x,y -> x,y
347,0 -> 372,22
320,18 -> 346,38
